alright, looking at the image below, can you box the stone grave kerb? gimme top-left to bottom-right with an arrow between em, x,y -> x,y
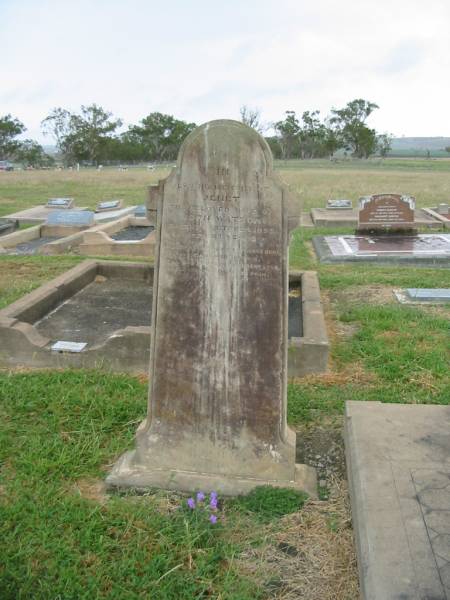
107,119 -> 314,496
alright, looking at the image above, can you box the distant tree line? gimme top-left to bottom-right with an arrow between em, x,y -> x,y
0,99 -> 394,167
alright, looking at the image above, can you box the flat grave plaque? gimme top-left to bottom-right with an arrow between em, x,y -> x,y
134,204 -> 147,217
51,341 -> 87,353
358,194 -> 415,232
47,198 -> 74,209
327,199 -> 352,209
96,199 -> 122,212
406,288 -> 450,301
46,210 -> 95,227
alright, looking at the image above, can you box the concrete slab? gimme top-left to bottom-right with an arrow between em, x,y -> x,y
4,205 -> 88,225
395,288 -> 450,304
313,233 -> 450,266
345,401 -> 450,600
0,262 -> 328,378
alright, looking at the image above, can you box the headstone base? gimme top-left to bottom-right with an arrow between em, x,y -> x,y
106,449 -> 317,497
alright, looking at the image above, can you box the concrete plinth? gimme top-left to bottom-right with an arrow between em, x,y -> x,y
345,401 -> 450,600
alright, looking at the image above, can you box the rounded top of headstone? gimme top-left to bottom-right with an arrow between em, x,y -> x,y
176,119 -> 273,175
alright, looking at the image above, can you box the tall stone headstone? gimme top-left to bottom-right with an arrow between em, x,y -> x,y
107,120 -> 316,496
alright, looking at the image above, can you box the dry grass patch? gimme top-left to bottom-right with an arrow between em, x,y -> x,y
239,480 -> 359,600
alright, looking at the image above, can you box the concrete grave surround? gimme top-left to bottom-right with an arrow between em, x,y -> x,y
107,119 -> 317,496
345,401 -> 450,600
0,260 -> 327,377
3,204 -> 88,225
313,233 -> 450,266
76,215 -> 155,258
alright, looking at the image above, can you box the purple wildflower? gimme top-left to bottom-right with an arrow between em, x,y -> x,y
209,514 -> 218,524
209,494 -> 218,511
196,492 -> 205,503
187,497 -> 195,509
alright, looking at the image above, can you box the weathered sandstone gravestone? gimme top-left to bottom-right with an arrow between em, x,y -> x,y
358,193 -> 416,233
107,119 -> 316,496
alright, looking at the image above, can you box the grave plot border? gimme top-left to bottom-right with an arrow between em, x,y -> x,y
76,215 -> 156,258
0,261 -> 327,377
312,235 -> 450,267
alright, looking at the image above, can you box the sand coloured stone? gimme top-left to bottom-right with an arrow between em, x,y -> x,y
107,119 -> 316,496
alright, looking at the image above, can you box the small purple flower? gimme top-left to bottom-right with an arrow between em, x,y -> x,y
196,492 -> 205,503
209,514 -> 218,524
187,497 -> 195,509
209,494 -> 218,510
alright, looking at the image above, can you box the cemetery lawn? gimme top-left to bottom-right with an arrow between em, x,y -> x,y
0,243 -> 448,598
1,157 -> 450,215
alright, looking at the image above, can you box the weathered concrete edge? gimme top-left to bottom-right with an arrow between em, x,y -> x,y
423,207 -> 450,228
344,401 -> 370,600
288,270 -> 329,377
0,224 -> 43,248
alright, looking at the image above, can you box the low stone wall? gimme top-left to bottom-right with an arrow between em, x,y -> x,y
77,216 -> 156,258
288,271 -> 329,377
0,261 -> 328,377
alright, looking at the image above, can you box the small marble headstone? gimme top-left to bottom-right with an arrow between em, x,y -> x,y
96,199 -> 122,212
46,210 -> 95,227
358,194 -> 416,233
437,203 -> 449,216
107,119 -> 315,496
327,199 -> 352,210
47,198 -> 74,209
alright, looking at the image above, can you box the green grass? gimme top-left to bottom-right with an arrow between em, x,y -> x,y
0,370 -> 269,600
0,255 -> 83,309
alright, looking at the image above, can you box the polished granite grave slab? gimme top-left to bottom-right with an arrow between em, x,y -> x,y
345,401 -> 450,600
313,233 -> 450,266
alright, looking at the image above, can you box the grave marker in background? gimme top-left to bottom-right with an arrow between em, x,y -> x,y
47,198 -> 74,209
358,193 -> 416,233
46,210 -> 95,227
327,199 -> 352,209
107,119 -> 315,496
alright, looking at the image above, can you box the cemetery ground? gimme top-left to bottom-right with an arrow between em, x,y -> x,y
0,162 -> 449,599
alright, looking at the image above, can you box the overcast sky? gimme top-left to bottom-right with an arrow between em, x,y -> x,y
1,0 -> 449,142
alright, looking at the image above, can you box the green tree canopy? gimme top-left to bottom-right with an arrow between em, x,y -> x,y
0,114 -> 26,158
330,99 -> 379,158
42,105 -> 122,165
127,112 -> 196,161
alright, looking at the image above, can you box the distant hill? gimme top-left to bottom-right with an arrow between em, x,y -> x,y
390,137 -> 450,157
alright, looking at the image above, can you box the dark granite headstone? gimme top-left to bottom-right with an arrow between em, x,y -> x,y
47,198 -> 74,209
107,119 -> 315,496
46,210 -> 95,227
358,194 -> 415,233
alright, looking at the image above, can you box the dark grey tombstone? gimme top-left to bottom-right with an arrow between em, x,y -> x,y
107,119 -> 316,496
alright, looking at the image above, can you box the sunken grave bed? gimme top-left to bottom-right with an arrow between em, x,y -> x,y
0,260 -> 328,377
76,215 -> 155,257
